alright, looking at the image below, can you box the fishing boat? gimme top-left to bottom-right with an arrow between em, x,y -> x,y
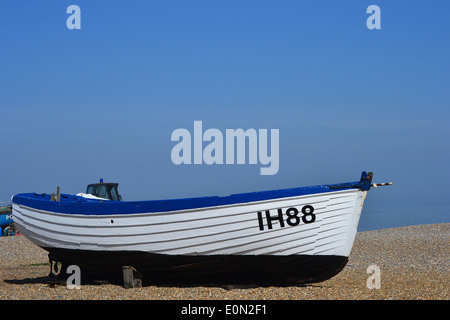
11,171 -> 392,284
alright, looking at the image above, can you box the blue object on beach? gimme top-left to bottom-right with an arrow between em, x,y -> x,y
0,213 -> 13,227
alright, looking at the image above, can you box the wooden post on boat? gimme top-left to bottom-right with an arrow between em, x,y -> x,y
122,266 -> 142,288
51,186 -> 61,201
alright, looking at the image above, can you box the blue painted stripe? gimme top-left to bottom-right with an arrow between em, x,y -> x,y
12,174 -> 370,216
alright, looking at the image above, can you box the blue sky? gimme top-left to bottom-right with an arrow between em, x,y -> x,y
1,1 -> 449,217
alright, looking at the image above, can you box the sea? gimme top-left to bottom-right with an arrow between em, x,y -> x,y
357,204 -> 450,232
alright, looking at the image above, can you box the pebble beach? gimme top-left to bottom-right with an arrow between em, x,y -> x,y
0,223 -> 448,300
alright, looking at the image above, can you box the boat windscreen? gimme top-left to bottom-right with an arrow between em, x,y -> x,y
86,183 -> 121,201
109,186 -> 120,201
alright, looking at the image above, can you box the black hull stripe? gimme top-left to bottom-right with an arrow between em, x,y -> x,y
46,248 -> 348,285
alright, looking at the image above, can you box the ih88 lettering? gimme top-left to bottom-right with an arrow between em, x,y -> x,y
257,205 -> 315,231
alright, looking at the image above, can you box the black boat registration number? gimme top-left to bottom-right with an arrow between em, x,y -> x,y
257,205 -> 316,231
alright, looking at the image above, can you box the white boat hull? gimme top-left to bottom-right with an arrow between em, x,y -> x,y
13,189 -> 365,257
12,189 -> 366,284
12,171 -> 383,284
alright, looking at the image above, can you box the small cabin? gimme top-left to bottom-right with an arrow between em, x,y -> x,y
86,180 -> 122,201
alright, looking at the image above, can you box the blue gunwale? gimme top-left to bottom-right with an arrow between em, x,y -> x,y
12,172 -> 373,216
